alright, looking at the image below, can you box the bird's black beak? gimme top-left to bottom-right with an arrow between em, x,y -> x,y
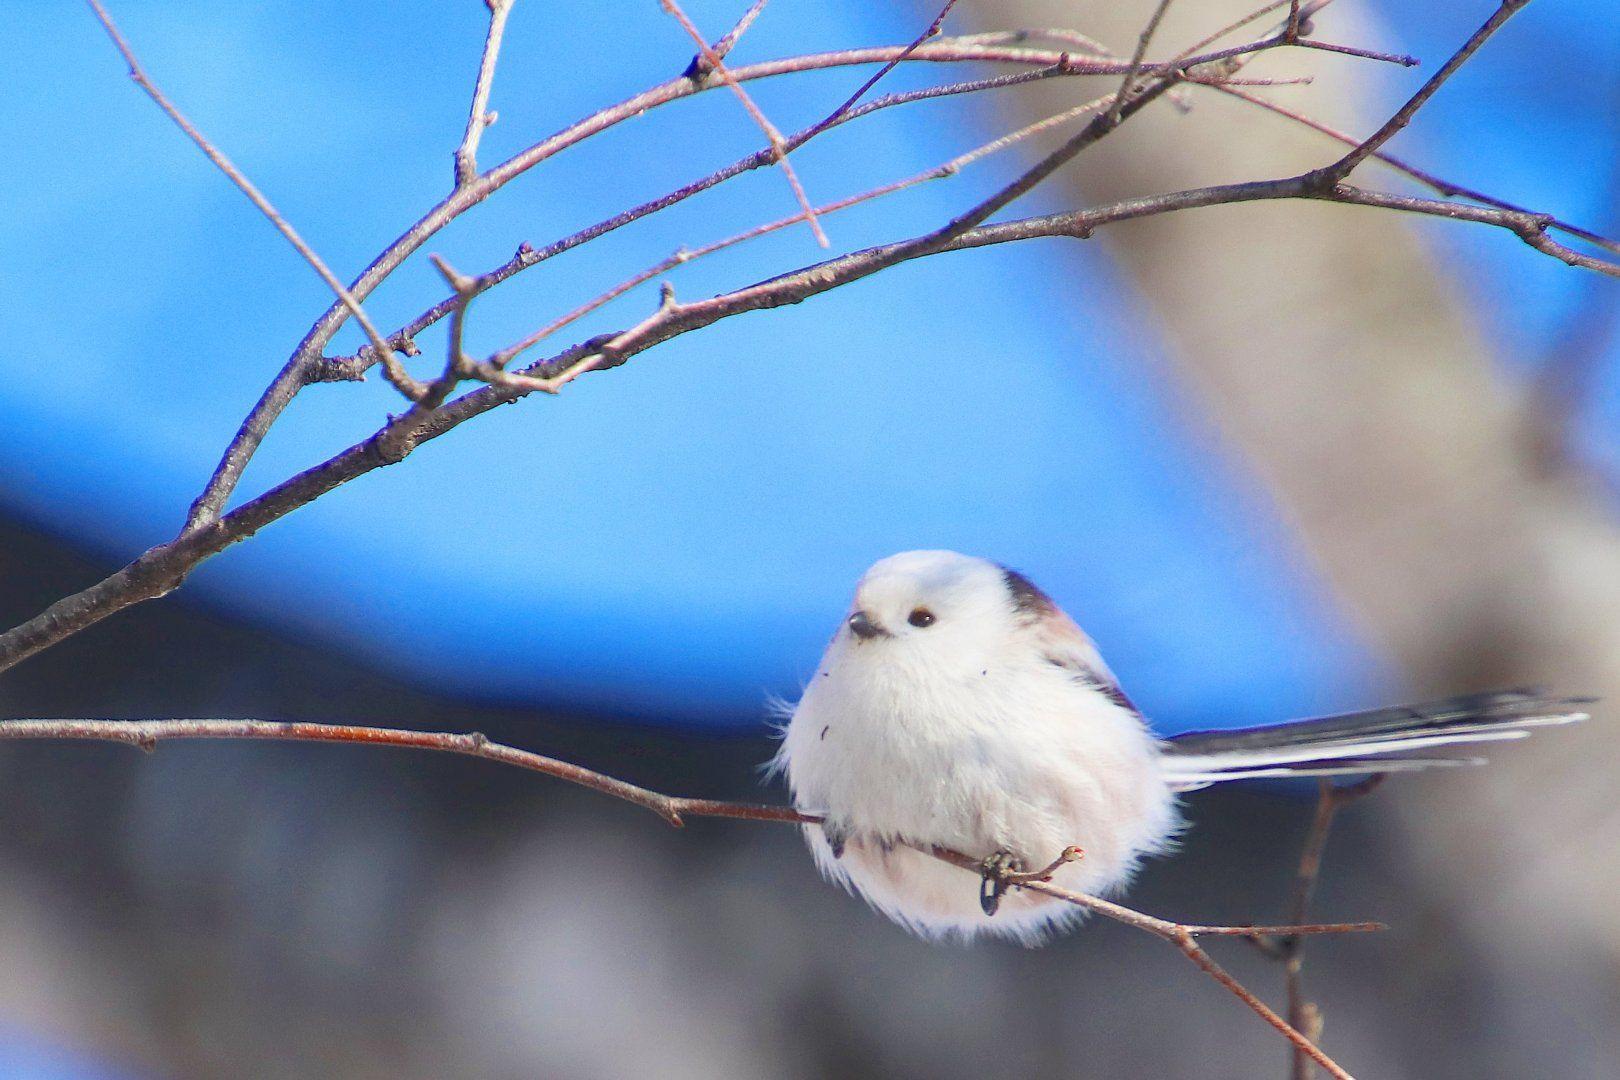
847,610 -> 884,640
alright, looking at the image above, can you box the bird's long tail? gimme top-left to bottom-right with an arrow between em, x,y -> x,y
1158,688 -> 1590,792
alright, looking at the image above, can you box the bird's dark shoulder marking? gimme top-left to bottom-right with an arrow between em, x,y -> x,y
1000,565 -> 1056,621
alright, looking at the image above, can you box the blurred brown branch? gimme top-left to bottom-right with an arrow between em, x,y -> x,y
1244,776 -> 1387,1080
0,715 -> 1377,1079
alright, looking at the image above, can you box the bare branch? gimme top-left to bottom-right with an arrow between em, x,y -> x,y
358,63 -> 1096,378
180,39 -> 1133,529
1107,0 -> 1176,125
84,0 -> 424,401
452,0 -> 517,188
661,0 -> 828,247
939,28 -> 1115,58
488,90 -> 1118,370
8,164 -> 1620,677
1275,776 -> 1386,1080
19,3 -> 1616,728
1314,0 -> 1529,184
174,20 -> 1382,532
807,0 -> 960,139
0,715 -> 1373,1078
1208,83 -> 1620,256
686,0 -> 769,76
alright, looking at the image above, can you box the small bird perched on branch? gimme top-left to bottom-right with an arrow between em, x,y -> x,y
774,550 -> 1589,944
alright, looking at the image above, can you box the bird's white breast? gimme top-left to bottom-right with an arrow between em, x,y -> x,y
778,637 -> 1179,943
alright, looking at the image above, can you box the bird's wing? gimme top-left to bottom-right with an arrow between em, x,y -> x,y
1002,566 -> 1142,716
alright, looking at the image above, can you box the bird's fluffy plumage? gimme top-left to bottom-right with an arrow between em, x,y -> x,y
774,550 -> 1588,945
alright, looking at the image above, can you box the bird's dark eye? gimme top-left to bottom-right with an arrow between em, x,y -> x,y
908,608 -> 936,628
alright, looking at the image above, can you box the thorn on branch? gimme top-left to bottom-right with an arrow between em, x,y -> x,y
429,253 -> 477,296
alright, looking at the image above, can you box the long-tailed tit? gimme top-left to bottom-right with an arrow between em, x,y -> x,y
774,550 -> 1589,944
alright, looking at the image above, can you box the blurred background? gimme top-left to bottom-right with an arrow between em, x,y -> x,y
2,0 -> 1618,1076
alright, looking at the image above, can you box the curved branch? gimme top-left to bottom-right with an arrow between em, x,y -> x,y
180,27 -> 1333,530
3,167 -> 1616,675
179,39 -> 1124,529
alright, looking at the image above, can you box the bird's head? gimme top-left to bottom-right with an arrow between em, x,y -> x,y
839,550 -> 1041,671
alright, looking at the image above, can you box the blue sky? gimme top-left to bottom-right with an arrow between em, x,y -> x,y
2,0 -> 1613,728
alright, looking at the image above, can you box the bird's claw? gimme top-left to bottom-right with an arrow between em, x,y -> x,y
822,822 -> 848,860
980,845 -> 1084,916
979,850 -> 1021,916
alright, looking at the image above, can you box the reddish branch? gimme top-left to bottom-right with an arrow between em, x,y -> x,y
0,716 -> 1376,1079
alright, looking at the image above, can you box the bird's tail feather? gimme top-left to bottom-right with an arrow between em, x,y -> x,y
1158,688 -> 1590,792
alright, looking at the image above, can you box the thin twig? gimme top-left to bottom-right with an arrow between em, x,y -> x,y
806,0 -> 960,139
1208,83 -> 1620,255
1314,0 -> 1528,184
700,0 -> 768,72
662,0 -> 828,247
0,716 -> 1372,1078
488,91 -> 1118,369
1107,0 -> 1176,125
453,0 -> 516,188
84,0 -> 424,401
940,28 -> 1115,59
1174,0 -> 1293,63
1268,776 -> 1386,1080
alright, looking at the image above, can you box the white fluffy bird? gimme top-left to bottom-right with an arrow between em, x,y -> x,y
774,550 -> 1588,944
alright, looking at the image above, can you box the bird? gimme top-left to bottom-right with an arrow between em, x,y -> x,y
772,550 -> 1590,945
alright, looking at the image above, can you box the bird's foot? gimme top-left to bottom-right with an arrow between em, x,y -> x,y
979,850 -> 1022,916
979,845 -> 1084,915
821,821 -> 848,860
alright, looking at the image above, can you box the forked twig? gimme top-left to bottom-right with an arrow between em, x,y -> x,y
1313,0 -> 1529,183
1281,776 -> 1385,1080
0,716 -> 1374,1079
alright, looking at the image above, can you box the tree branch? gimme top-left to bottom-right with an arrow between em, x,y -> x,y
452,0 -> 516,189
177,39 -> 1132,530
1277,776 -> 1386,1080
1311,0 -> 1529,185
5,164 -> 1618,676
85,0 -> 423,401
661,0 -> 828,246
172,19 -> 1429,533
0,716 -> 1376,1079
